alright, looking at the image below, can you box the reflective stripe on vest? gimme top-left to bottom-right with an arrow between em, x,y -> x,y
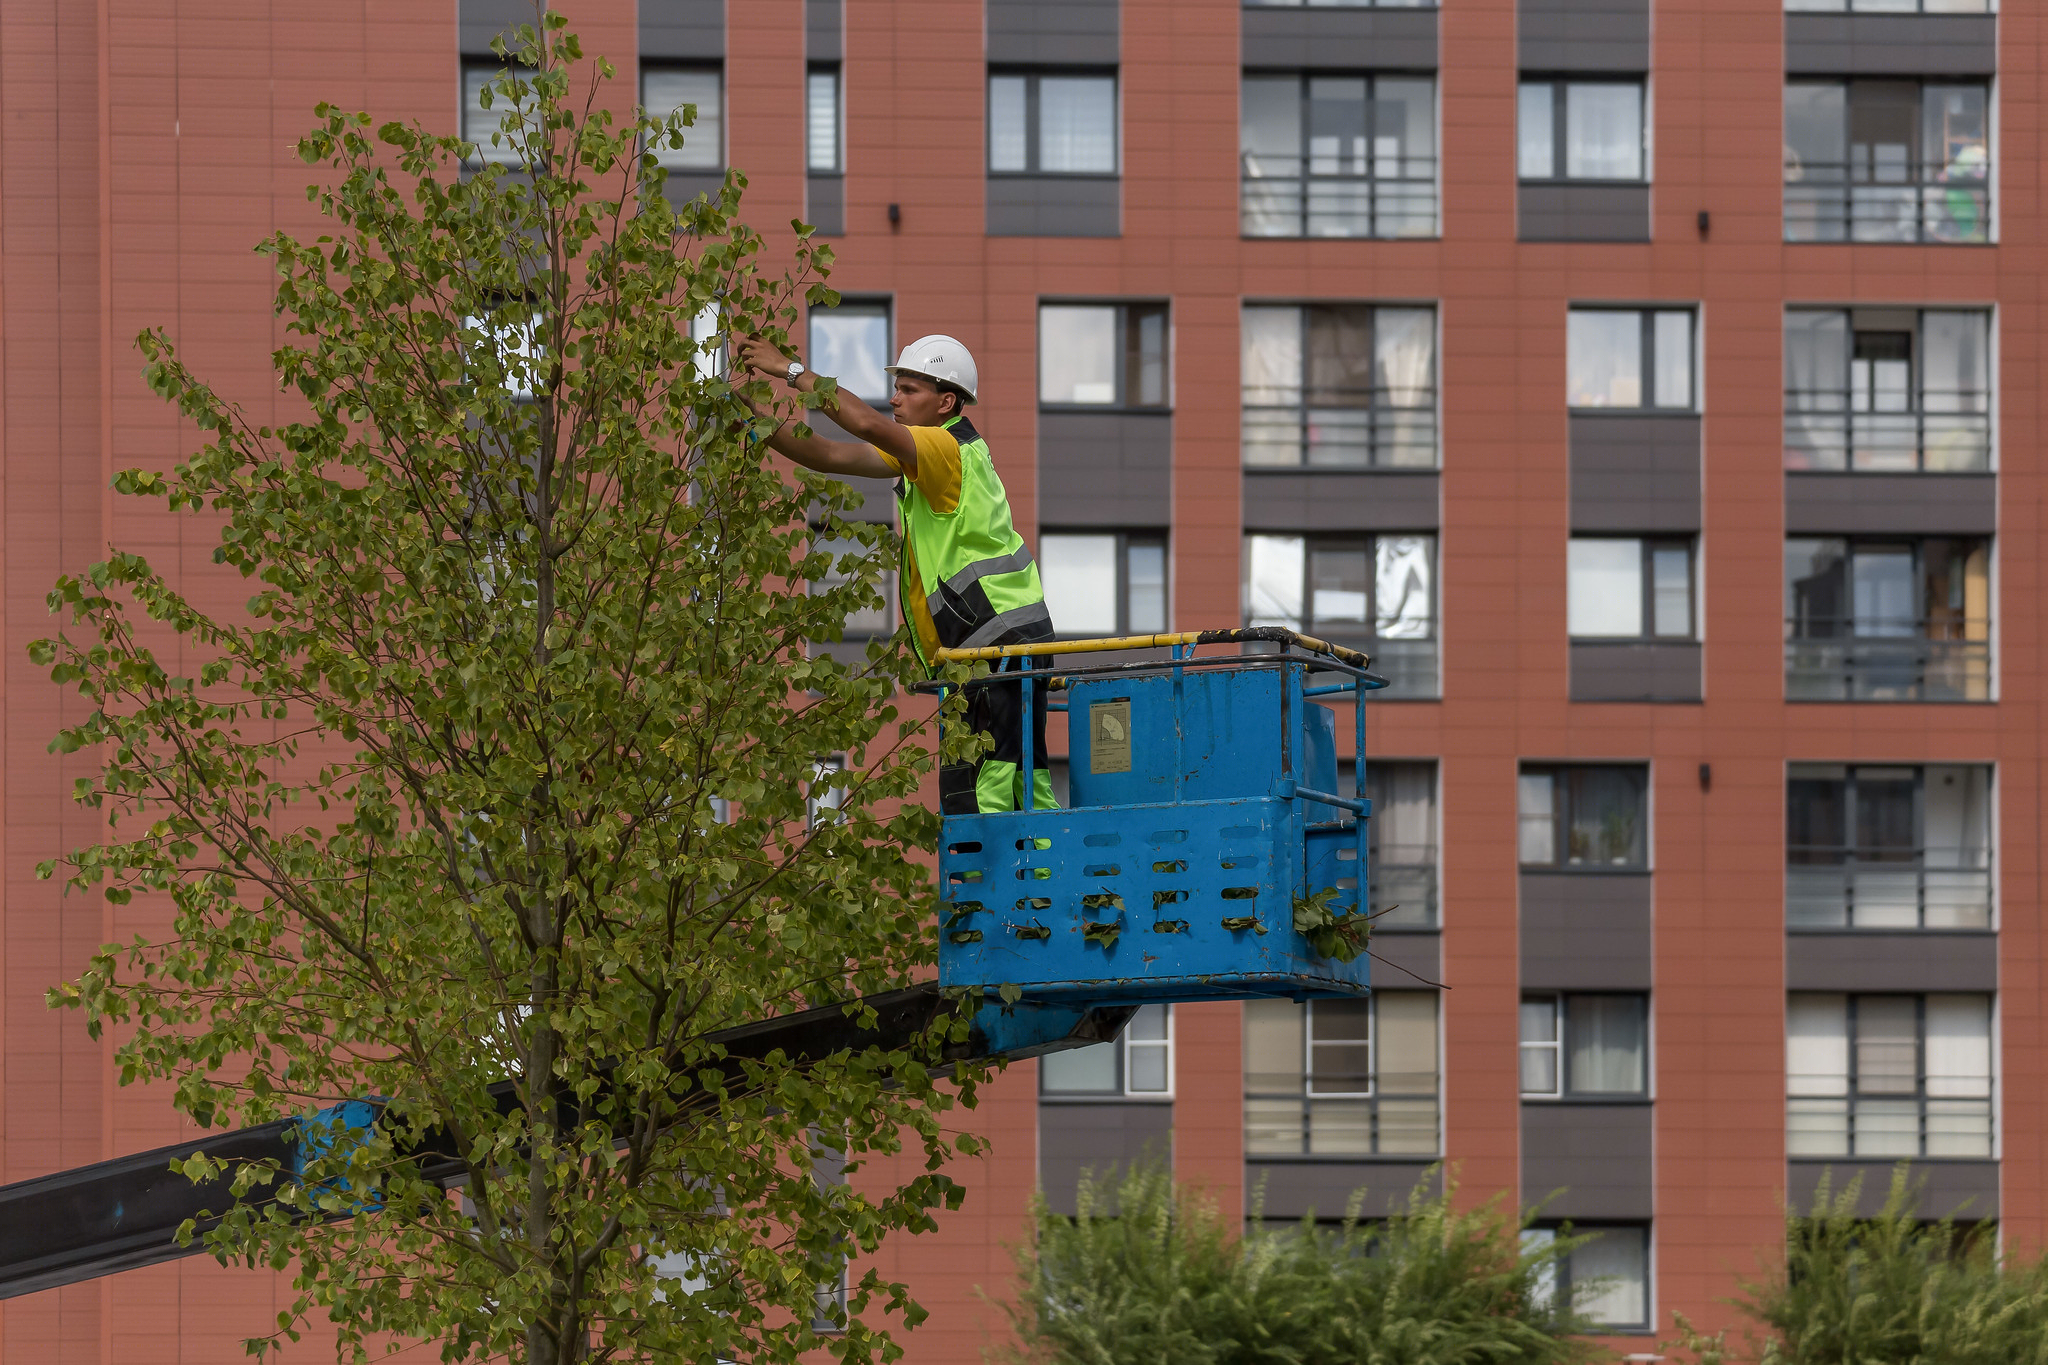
896,414 -> 1050,668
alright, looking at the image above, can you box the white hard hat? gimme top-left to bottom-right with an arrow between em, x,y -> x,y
885,333 -> 979,403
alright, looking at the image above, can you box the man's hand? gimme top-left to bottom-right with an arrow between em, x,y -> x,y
733,334 -> 799,386
726,331 -> 906,479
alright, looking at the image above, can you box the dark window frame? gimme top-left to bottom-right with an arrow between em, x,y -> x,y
987,67 -> 1121,178
1038,528 -> 1170,639
806,63 -> 843,175
1242,530 -> 1439,648
1238,70 -> 1441,240
1518,76 -> 1649,186
1782,78 -> 1992,246
1784,762 -> 1993,931
1566,535 -> 1697,641
1782,306 -> 1993,472
1526,1222 -> 1654,1332
1038,1003 -> 1174,1099
1240,300 -> 1440,468
1037,299 -> 1172,412
639,60 -> 727,170
1519,992 -> 1652,1100
807,296 -> 895,406
1788,991 -> 1995,1159
1518,763 -> 1651,870
1242,993 -> 1443,1157
1566,306 -> 1696,412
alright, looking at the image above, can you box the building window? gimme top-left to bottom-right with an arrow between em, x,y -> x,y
1369,760 -> 1437,928
1240,74 -> 1438,239
1040,1004 -> 1173,1096
643,66 -> 724,169
809,299 -> 892,403
989,70 -> 1118,175
807,755 -> 847,827
463,61 -> 535,165
1518,79 -> 1646,183
1039,532 -> 1168,638
1241,304 -> 1437,468
463,302 -> 544,402
1788,993 -> 1994,1158
1519,994 -> 1650,1098
1788,764 -> 1991,930
1243,533 -> 1437,695
1244,993 -> 1439,1156
807,65 -> 841,173
1039,302 -> 1169,409
1518,765 -> 1648,869
1784,308 -> 1990,472
1566,308 -> 1694,411
1524,1226 -> 1651,1330
1567,538 -> 1695,640
811,534 -> 894,643
1786,0 -> 1992,9
1784,80 -> 1989,244
1785,537 -> 1991,702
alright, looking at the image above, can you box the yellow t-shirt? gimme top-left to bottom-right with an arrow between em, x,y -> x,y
873,427 -> 965,661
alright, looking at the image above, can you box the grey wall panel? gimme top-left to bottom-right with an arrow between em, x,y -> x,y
1039,412 -> 1171,525
641,0 -> 726,59
1249,1160 -> 1440,1220
807,175 -> 845,236
1240,7 -> 1438,71
1520,873 -> 1652,990
662,171 -> 726,208
1570,642 -> 1703,703
1369,931 -> 1441,991
807,0 -> 843,61
987,0 -> 1119,66
1039,1102 -> 1171,1215
1522,1103 -> 1654,1220
1788,1159 -> 1998,1221
1242,471 -> 1440,532
1569,414 -> 1702,532
1785,15 -> 1997,78
461,0 -> 541,52
1783,472 -> 1997,535
1518,0 -> 1649,73
1518,184 -> 1651,243
1786,931 -> 1997,992
987,176 -> 1121,237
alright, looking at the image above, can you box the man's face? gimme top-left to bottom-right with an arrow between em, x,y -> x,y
889,374 -> 956,426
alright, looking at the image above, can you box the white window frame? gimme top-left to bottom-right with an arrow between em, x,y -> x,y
1039,1003 -> 1175,1099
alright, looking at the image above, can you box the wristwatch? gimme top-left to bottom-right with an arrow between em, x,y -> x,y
785,359 -> 807,382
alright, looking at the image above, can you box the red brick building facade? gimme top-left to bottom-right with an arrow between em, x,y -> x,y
1,0 -> 2038,1359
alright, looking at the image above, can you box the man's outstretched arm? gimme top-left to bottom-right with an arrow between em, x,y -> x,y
733,335 -> 917,479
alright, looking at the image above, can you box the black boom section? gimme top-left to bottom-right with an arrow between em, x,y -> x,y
0,984 -> 1131,1300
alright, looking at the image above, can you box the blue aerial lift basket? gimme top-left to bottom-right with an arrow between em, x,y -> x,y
928,628 -> 1388,1006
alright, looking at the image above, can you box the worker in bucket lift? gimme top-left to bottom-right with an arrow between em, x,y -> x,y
734,330 -> 1058,816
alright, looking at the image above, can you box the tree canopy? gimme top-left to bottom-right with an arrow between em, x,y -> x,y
35,18 -> 976,1365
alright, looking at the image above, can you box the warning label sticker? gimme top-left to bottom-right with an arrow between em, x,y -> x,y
1090,698 -> 1132,774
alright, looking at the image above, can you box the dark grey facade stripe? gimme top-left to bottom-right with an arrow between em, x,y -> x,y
1241,471 -> 1441,533
1517,0 -> 1649,74
959,601 -> 1055,649
460,0 -> 541,53
1038,1100 -> 1170,1218
987,176 -> 1122,239
1570,641 -> 1703,704
1786,930 -> 1997,993
641,0 -> 726,59
1788,1159 -> 1997,1221
987,0 -> 1119,66
1520,872 -> 1652,991
1241,6 -> 1437,71
1783,472 -> 1997,536
807,176 -> 846,237
1570,413 -> 1702,533
1039,412 -> 1173,527
1518,184 -> 1652,243
1784,14 -> 1997,78
1247,1159 -> 1442,1221
807,0 -> 843,62
1369,931 -> 1440,990
1521,1101 -> 1655,1221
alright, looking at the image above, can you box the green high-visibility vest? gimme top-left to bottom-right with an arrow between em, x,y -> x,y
896,414 -> 1052,670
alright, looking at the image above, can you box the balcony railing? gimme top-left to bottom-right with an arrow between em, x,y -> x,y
1243,390 -> 1439,469
1785,617 -> 1990,701
1787,845 -> 1991,928
1241,154 -> 1439,239
1783,395 -> 1991,472
1245,1087 -> 1440,1157
1786,0 -> 1993,11
1370,850 -> 1437,928
1788,1096 -> 1992,1159
1783,167 -> 1990,245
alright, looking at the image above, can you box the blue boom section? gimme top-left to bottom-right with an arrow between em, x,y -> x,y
937,650 -> 1379,1004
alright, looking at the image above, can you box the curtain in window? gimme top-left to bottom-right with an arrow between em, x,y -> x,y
1241,306 -> 1303,466
1564,84 -> 1641,180
1040,76 -> 1116,173
1306,307 -> 1374,465
1374,536 -> 1433,638
1244,535 -> 1305,627
1566,996 -> 1645,1093
988,75 -> 1028,171
1368,762 -> 1435,865
1785,310 -> 1849,469
1373,308 -> 1435,467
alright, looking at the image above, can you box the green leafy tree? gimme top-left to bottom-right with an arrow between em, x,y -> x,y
997,1159 -> 1596,1364
1665,1167 -> 2048,1365
34,17 -> 981,1365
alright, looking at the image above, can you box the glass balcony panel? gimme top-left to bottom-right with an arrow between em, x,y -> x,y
1370,860 -> 1436,928
1922,868 -> 1991,928
1241,158 -> 1438,239
1244,1098 -> 1307,1155
1786,627 -> 1991,703
1852,1098 -> 1922,1156
1788,1098 -> 1851,1156
1783,176 -> 1990,244
1849,869 -> 1921,927
1307,1100 -> 1374,1155
1372,638 -> 1438,698
1373,1098 -> 1440,1155
1924,1100 -> 1993,1157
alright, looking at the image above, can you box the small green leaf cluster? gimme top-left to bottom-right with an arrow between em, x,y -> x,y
998,1160 -> 1596,1365
32,15 -> 975,1365
1664,1167 -> 2048,1365
1291,885 -> 1369,963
